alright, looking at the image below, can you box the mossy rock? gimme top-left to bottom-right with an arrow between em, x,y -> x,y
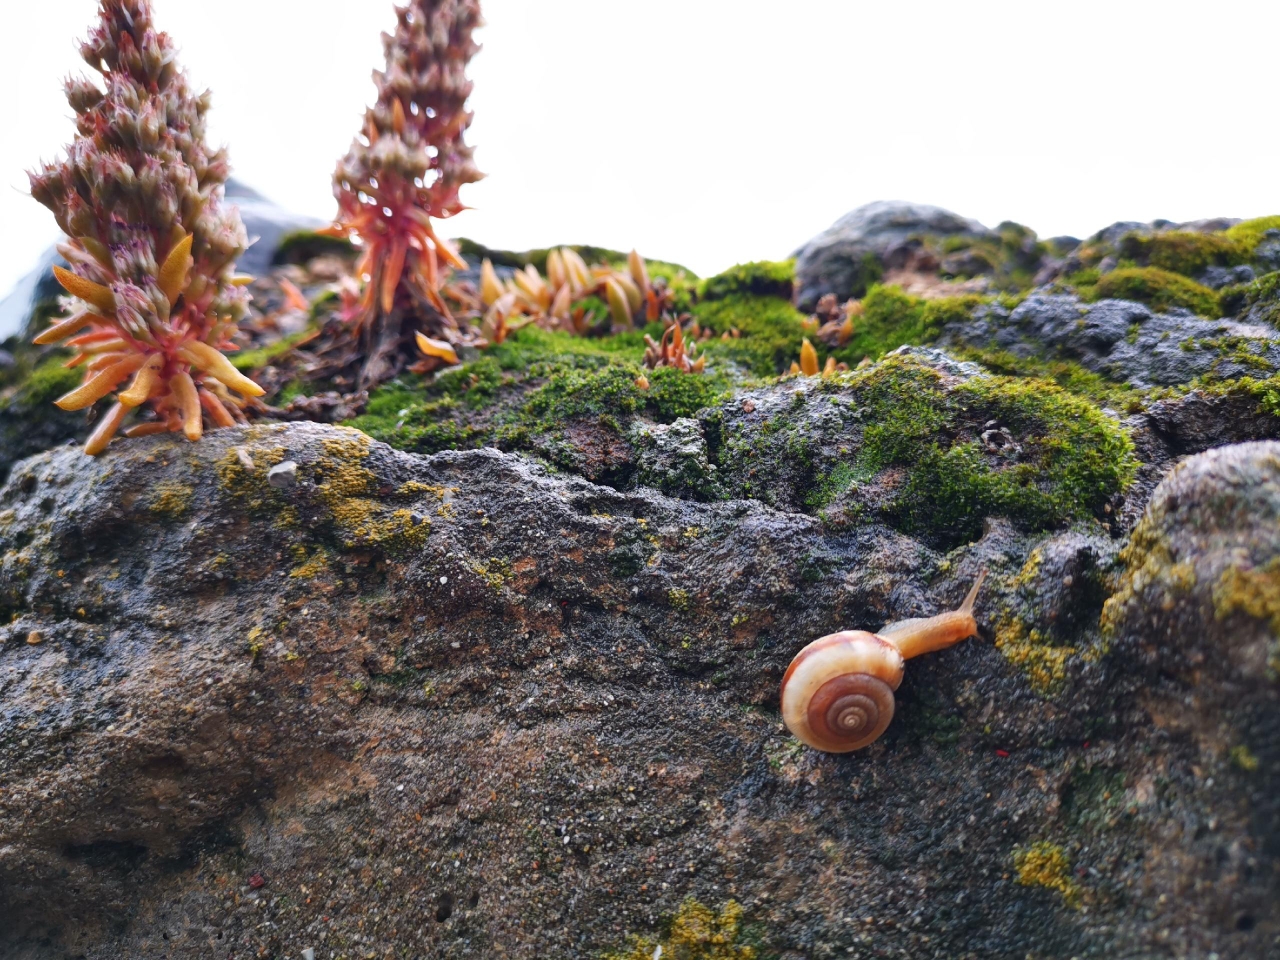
1219,271 -> 1280,329
709,350 -> 1136,546
1092,267 -> 1219,317
698,260 -> 794,301
1117,230 -> 1248,278
1225,216 -> 1280,256
270,229 -> 357,266
348,325 -> 732,483
0,355 -> 87,481
835,286 -> 988,364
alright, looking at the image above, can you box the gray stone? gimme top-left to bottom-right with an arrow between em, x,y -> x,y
940,292 -> 1280,388
266,459 -> 299,489
629,417 -> 720,500
792,200 -> 994,310
1200,264 -> 1256,290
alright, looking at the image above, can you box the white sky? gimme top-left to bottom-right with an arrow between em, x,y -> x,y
3,0 -> 1279,298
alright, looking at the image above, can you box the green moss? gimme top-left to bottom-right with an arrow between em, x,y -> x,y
949,345 -> 1143,411
524,364 -> 646,421
647,366 -> 726,420
15,355 -> 80,406
1225,216 -> 1280,255
831,288 -> 986,366
270,229 -> 356,266
1092,267 -> 1219,317
691,294 -> 810,376
821,355 -> 1136,542
603,898 -> 757,960
1117,230 -> 1248,277
1219,270 -> 1280,328
231,328 -> 316,373
699,260 -> 794,301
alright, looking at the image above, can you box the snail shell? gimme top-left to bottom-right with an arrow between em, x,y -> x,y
780,631 -> 904,753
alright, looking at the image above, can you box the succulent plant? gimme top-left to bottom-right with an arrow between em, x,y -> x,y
475,248 -> 658,344
328,0 -> 484,330
643,319 -> 707,373
27,0 -> 261,455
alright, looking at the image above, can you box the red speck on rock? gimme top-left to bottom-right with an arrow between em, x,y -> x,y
995,749 -> 1009,758
248,873 -> 266,889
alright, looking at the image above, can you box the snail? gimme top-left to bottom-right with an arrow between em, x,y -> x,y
780,572 -> 986,753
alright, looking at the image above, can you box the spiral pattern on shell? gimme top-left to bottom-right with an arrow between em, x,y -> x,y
780,631 -> 904,753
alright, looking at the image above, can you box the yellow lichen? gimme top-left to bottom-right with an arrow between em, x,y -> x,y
603,898 -> 756,960
315,434 -> 430,552
148,480 -> 193,518
668,588 -> 691,612
1013,841 -> 1081,907
472,556 -> 512,590
994,614 -> 1074,695
1212,557 -> 1280,636
290,550 -> 331,580
1230,744 -> 1260,772
1100,526 -> 1196,636
396,480 -> 453,499
216,444 -> 286,511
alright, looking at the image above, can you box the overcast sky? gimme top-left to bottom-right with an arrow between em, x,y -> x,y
3,0 -> 1278,298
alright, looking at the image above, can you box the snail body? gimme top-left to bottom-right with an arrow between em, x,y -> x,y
780,572 -> 986,753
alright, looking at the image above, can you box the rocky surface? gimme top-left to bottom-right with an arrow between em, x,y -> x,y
940,293 -> 1280,389
3,198 -> 1280,958
1,378 -> 1277,958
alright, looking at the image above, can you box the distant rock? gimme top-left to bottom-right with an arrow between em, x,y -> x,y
940,293 -> 1280,388
0,180 -> 321,342
793,200 -> 994,310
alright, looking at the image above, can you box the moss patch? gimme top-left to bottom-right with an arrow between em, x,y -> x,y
1092,267 -> 1219,317
825,356 -> 1134,542
1117,230 -> 1248,278
603,898 -> 757,960
699,260 -> 794,302
1225,216 -> 1280,256
691,294 -> 811,377
949,344 -> 1143,412
1219,271 -> 1280,329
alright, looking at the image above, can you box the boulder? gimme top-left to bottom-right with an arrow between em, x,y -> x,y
939,293 -> 1280,388
0,415 -> 1275,958
793,201 -> 995,310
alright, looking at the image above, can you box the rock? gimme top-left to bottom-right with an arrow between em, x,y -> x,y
266,459 -> 298,489
0,180 -> 321,341
792,201 -> 995,310
0,420 -> 1275,958
1257,231 -> 1280,273
1199,264 -> 1255,290
939,293 -> 1280,388
630,418 -> 721,500
1099,443 -> 1279,946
